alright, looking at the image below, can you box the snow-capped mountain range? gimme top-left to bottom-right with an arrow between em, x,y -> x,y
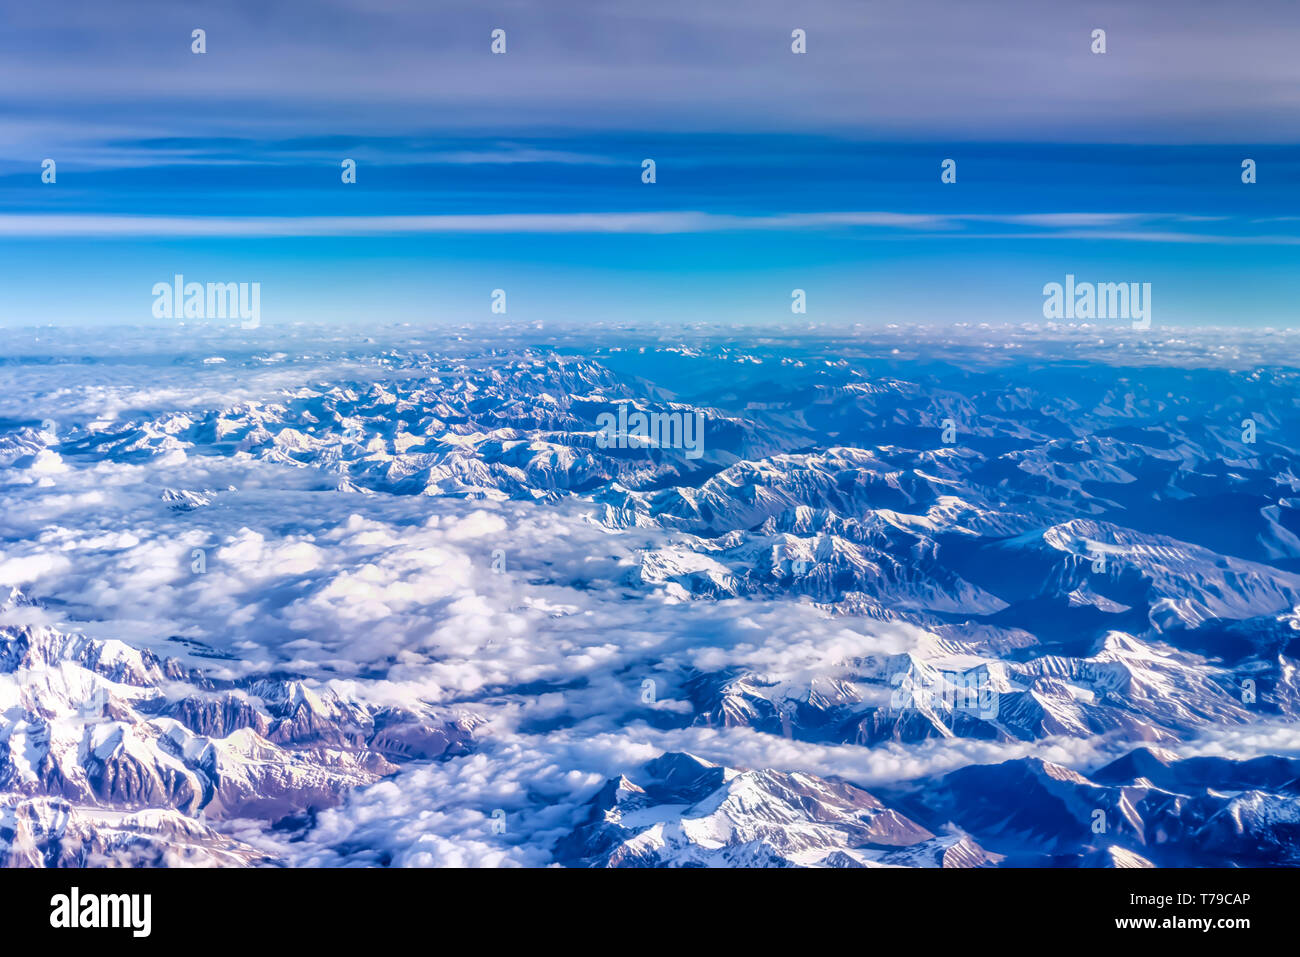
2,321 -> 1300,866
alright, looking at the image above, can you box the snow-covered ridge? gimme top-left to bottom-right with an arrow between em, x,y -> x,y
0,597 -> 478,865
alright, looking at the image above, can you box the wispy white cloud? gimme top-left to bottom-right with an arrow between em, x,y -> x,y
0,210 -> 1288,241
3,0 -> 1298,141
0,211 -> 942,237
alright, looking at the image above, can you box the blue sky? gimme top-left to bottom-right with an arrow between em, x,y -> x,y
1,0 -> 1298,327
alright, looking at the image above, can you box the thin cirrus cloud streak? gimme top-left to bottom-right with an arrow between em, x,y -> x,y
978,230 -> 1300,245
4,0 -> 1300,142
0,211 -> 1281,241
